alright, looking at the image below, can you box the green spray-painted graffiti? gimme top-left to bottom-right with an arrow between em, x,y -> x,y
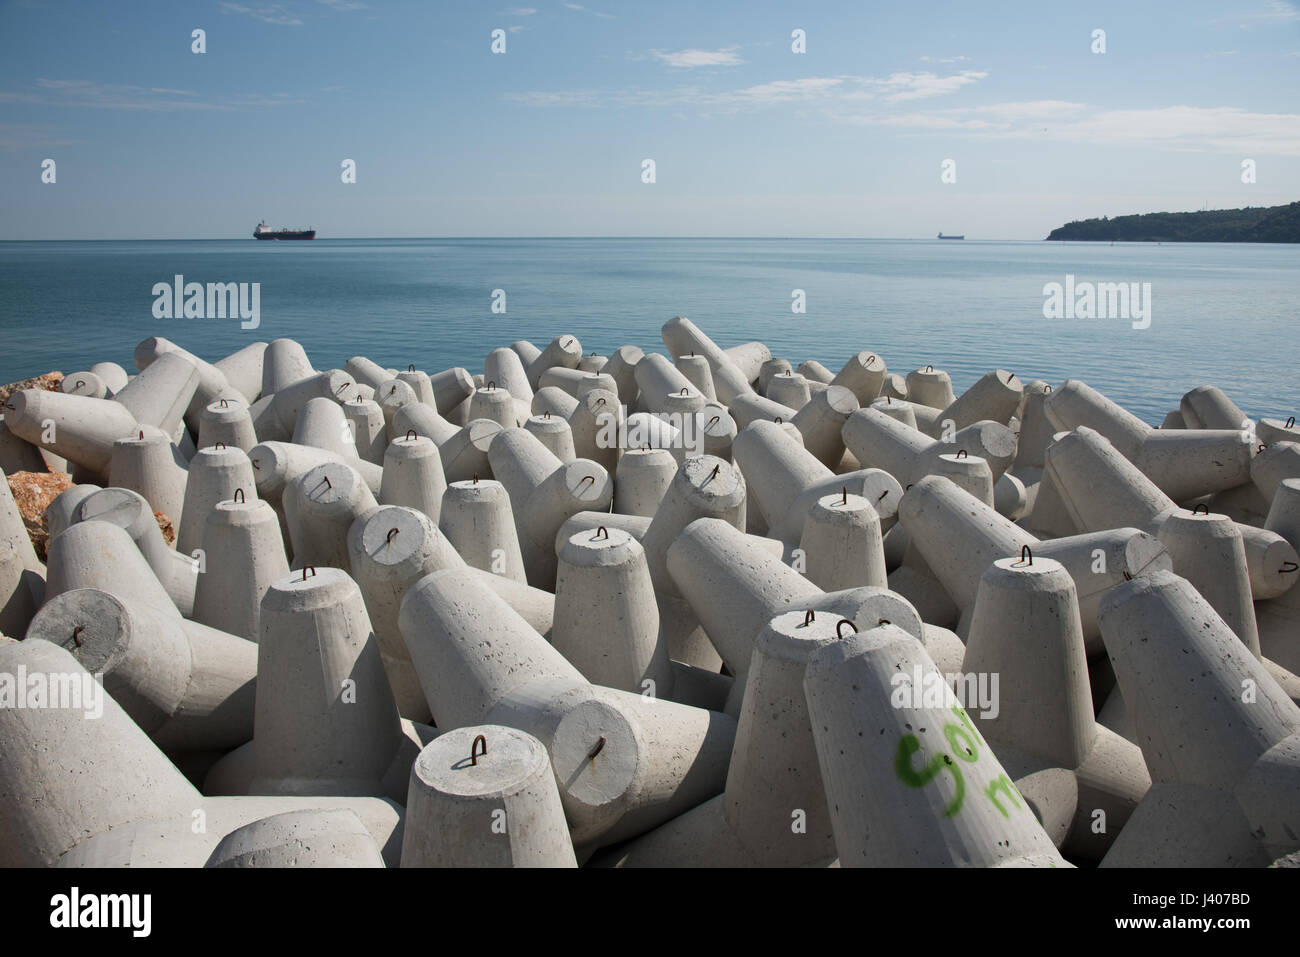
893,705 -> 1025,819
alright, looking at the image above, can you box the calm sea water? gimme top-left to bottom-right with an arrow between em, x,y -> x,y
0,238 -> 1294,424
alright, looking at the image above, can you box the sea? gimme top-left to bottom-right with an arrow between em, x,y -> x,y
0,238 -> 1295,424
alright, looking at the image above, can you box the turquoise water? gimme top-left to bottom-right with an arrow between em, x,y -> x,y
0,238 -> 1294,424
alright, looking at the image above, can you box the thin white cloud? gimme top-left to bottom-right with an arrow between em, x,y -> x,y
8,78 -> 305,111
563,2 -> 614,19
508,6 -> 537,13
508,25 -> 527,33
318,0 -> 367,10
652,48 -> 743,68
920,55 -> 968,64
219,2 -> 304,26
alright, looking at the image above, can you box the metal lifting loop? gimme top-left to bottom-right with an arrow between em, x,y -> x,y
470,734 -> 487,766
1014,545 -> 1033,566
925,365 -> 933,372
593,526 -> 609,541
215,441 -> 226,450
405,428 -> 417,441
233,488 -> 245,504
72,625 -> 84,648
1288,416 -> 1296,429
1192,503 -> 1210,515
803,609 -> 816,626
387,527 -> 400,544
219,398 -> 229,408
302,566 -> 317,581
487,380 -> 496,391
956,449 -> 967,458
588,736 -> 606,759
836,619 -> 859,639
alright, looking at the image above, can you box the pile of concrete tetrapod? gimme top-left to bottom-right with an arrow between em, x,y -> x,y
1,320 -> 1298,868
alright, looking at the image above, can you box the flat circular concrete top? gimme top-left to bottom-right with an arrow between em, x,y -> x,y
937,452 -> 989,469
909,367 -> 951,381
264,565 -> 357,611
298,461 -> 364,507
562,460 -> 612,503
618,447 -> 674,466
385,434 -> 437,460
414,725 -> 548,799
678,454 -> 743,503
29,588 -> 130,675
210,497 -> 272,527
983,555 -> 1071,587
560,526 -> 641,567
378,379 -> 416,406
811,491 -> 876,522
205,398 -> 249,416
698,406 -> 737,438
550,698 -> 639,809
754,609 -> 845,663
111,424 -> 170,447
357,506 -> 433,565
191,444 -> 251,469
852,351 -> 884,371
822,384 -> 859,415
76,486 -> 150,531
525,415 -> 569,433
465,418 -> 504,450
446,478 -> 506,499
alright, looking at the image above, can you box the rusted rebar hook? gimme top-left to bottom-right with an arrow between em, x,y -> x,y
470,734 -> 487,766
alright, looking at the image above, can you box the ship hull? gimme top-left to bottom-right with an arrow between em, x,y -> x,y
254,230 -> 316,240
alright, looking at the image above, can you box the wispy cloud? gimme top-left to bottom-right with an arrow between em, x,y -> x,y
563,2 -> 614,19
831,100 -> 1300,155
317,0 -> 367,10
219,2 -> 304,26
508,25 -> 528,33
652,48 -> 743,68
507,69 -> 988,112
3,78 -> 305,112
920,55 -> 968,64
508,6 -> 537,14
0,122 -> 81,153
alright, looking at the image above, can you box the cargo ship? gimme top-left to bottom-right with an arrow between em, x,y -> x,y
254,221 -> 316,240
937,232 -> 964,240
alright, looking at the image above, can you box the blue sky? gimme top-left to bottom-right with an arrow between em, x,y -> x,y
1,0 -> 1297,239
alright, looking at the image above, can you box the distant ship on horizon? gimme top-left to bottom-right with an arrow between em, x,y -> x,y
937,232 -> 965,240
254,221 -> 316,240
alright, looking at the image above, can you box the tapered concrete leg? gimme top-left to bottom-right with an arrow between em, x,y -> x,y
206,808 -> 385,868
905,367 -> 957,410
402,725 -> 576,867
5,388 -> 139,476
930,370 -> 1022,435
348,505 -> 464,723
484,347 -> 534,405
44,518 -> 179,617
798,492 -> 886,591
439,478 -> 527,584
527,335 -> 582,391
343,397 -> 387,464
0,473 -> 45,638
803,624 -> 1068,866
614,447 -> 676,517
213,342 -> 267,405
283,461 -> 378,572
523,413 -> 576,462
27,587 -> 257,753
1157,509 -> 1260,655
115,351 -> 201,437
198,398 -> 258,452
193,496 -> 289,642
75,487 -> 196,616
177,445 -> 256,558
380,433 -> 447,524
553,527 -> 673,697
1099,570 -> 1300,792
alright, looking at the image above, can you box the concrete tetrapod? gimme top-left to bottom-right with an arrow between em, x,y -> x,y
553,526 -> 674,698
74,487 -> 197,616
1157,509 -> 1261,655
392,403 -> 502,483
905,366 -> 958,410
526,335 -> 583,392
205,808 -> 386,868
802,623 -> 1068,867
114,350 -> 201,440
523,412 -> 576,462
668,517 -> 820,715
614,447 -> 676,517
380,432 -> 447,524
198,398 -> 258,452
4,388 -> 139,477
798,491 -> 887,591
1044,379 -> 1253,500
0,639 -> 405,867
924,369 -> 1023,436
44,519 -> 181,618
398,568 -> 736,851
790,384 -> 858,468
292,395 -> 361,462
638,455 -> 747,671
192,494 -> 290,642
205,567 -> 431,802
343,396 -> 387,465
1046,427 -> 1297,600
961,557 -> 1149,860
212,342 -> 267,406
1258,478 -> 1300,673
734,419 -> 900,544
841,406 -> 1019,486
1098,571 -> 1300,867
486,427 -> 613,590
438,478 -> 527,584
402,725 -> 577,868
598,609 -> 851,867
659,316 -> 755,405
26,587 -> 257,753
176,444 -> 256,559
283,460 -> 378,573
108,426 -> 188,525
133,336 -> 250,429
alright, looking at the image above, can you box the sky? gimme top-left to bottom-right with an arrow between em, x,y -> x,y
0,0 -> 1298,239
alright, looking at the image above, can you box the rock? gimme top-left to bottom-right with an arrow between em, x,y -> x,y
154,510 -> 176,547
5,470 -> 73,561
0,371 -> 63,405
